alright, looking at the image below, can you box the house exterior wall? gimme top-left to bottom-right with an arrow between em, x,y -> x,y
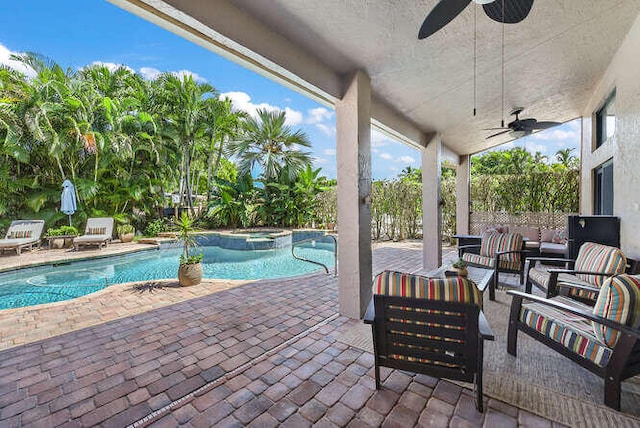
581,14 -> 640,260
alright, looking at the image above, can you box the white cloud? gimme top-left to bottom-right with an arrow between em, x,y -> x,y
316,123 -> 336,136
398,155 -> 416,164
306,107 -> 334,124
380,153 -> 393,160
139,66 -> 161,80
173,69 -> 206,83
284,107 -> 303,126
371,130 -> 392,147
323,149 -> 336,156
0,43 -> 36,78
91,61 -> 134,73
137,66 -> 206,83
220,91 -> 303,126
313,157 -> 328,164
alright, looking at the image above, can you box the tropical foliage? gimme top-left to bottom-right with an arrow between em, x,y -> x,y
0,54 -> 328,231
356,147 -> 579,241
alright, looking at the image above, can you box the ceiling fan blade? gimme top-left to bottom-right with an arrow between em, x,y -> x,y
532,121 -> 562,130
483,0 -> 534,24
419,0 -> 472,39
486,129 -> 511,139
517,118 -> 537,128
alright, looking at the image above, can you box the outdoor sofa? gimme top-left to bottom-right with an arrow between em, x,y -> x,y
73,217 -> 114,250
507,274 -> 640,410
0,220 -> 45,256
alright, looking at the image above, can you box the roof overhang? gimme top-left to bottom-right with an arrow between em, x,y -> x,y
109,0 -> 640,155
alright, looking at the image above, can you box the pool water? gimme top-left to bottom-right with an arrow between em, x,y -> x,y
0,241 -> 335,310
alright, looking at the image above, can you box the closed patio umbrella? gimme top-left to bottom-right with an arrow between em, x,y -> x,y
61,179 -> 77,226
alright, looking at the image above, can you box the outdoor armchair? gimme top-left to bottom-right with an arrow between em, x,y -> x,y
507,274 -> 640,410
73,217 -> 114,250
460,231 -> 527,301
524,242 -> 630,304
0,220 -> 45,256
364,271 -> 494,412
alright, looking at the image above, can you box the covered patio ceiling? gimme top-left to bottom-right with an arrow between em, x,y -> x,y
112,0 -> 640,154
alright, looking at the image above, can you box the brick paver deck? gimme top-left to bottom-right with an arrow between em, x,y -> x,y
0,243 -> 562,427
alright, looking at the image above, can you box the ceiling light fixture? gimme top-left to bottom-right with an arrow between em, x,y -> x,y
472,0 -> 494,4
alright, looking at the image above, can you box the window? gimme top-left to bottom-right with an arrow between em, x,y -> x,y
594,159 -> 613,215
595,89 -> 616,149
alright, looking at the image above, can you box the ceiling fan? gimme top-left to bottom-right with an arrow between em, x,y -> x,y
485,108 -> 561,139
418,0 -> 534,39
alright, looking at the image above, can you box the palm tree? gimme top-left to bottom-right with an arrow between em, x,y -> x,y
231,108 -> 312,182
201,97 -> 245,203
555,148 -> 579,169
153,73 -> 218,214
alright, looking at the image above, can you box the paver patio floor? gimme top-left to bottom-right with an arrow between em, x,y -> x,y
0,243 -> 562,427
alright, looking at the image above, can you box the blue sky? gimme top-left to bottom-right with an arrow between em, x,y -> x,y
0,0 -> 579,179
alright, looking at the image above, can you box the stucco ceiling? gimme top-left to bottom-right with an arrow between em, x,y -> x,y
115,0 -> 640,155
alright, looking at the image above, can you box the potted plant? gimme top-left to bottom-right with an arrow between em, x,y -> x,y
176,213 -> 203,286
117,224 -> 135,243
451,258 -> 468,277
45,225 -> 79,248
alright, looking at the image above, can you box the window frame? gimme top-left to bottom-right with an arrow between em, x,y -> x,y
594,89 -> 616,150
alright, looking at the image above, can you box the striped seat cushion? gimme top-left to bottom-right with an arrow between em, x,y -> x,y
87,227 -> 107,235
592,275 -> 640,347
531,265 -> 599,300
528,266 -> 551,288
462,253 -> 521,271
520,295 -> 612,367
8,229 -> 32,239
372,270 -> 482,306
574,242 -> 626,287
480,232 -> 523,263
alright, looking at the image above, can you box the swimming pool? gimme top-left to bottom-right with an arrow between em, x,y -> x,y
0,240 -> 335,310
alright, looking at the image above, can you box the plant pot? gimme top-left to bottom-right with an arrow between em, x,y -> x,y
119,232 -> 135,243
50,238 -> 65,249
451,267 -> 468,277
178,262 -> 203,286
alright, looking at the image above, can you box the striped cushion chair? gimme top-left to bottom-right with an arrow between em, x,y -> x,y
507,274 -> 640,410
461,231 -> 525,301
364,270 -> 493,412
524,242 -> 627,304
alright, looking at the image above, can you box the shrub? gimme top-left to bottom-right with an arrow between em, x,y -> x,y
117,224 -> 135,235
45,225 -> 79,237
144,219 -> 166,237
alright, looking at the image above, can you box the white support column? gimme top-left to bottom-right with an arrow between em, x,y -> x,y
336,71 -> 372,319
422,134 -> 442,270
456,154 -> 470,235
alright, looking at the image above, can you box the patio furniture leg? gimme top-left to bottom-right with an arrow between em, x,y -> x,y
507,295 -> 522,356
476,342 -> 484,412
490,269 -> 497,301
604,375 -> 621,411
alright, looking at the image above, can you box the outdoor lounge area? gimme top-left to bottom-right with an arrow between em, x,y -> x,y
4,242 -> 640,427
3,0 -> 640,426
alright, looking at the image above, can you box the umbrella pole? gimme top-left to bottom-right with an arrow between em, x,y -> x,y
69,215 -> 72,226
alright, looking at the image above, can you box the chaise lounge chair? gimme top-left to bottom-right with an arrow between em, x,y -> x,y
0,220 -> 45,256
73,217 -> 114,250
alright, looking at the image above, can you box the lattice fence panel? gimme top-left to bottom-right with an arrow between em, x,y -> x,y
470,212 -> 574,234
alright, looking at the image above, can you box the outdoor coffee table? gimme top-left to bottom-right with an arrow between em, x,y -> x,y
411,264 -> 494,298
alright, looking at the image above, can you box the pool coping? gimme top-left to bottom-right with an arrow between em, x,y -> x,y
0,243 -> 160,274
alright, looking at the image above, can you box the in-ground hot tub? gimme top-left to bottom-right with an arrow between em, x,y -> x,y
196,229 -> 292,250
